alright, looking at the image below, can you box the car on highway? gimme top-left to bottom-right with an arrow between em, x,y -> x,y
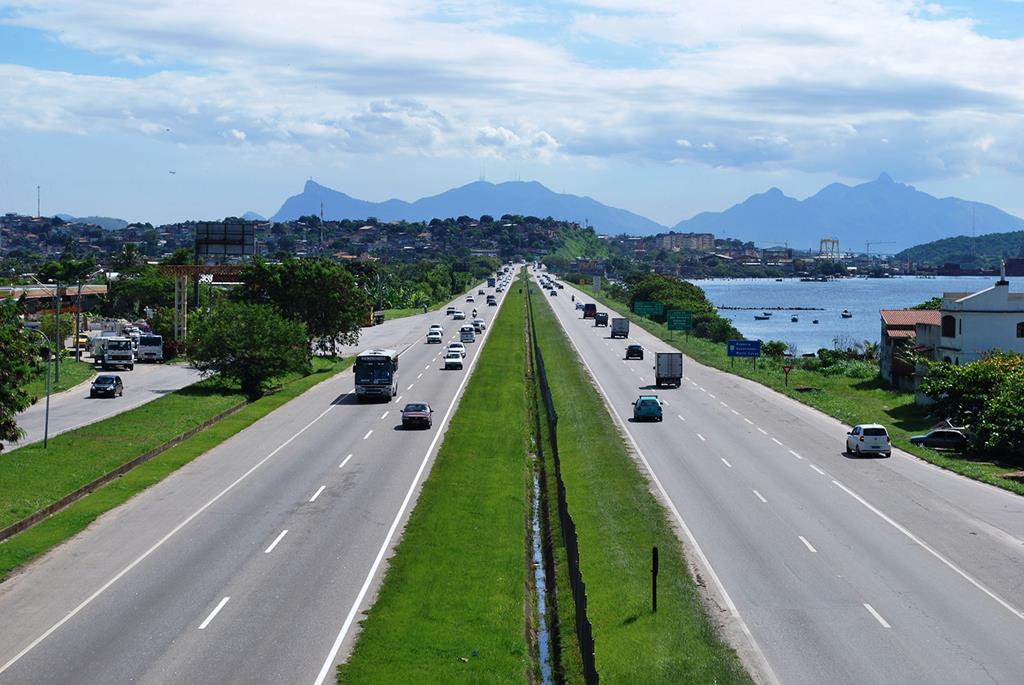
575,301 -> 584,310
625,344 -> 644,360
472,318 -> 487,332
443,351 -> 464,370
460,324 -> 476,343
90,374 -> 124,398
910,429 -> 969,451
487,296 -> 497,306
426,330 -> 443,344
478,289 -> 485,295
632,395 -> 663,422
402,402 -> 433,429
447,341 -> 466,357
466,295 -> 475,303
549,289 -> 557,296
74,333 -> 91,348
453,309 -> 466,320
845,424 -> 892,457
446,306 -> 456,316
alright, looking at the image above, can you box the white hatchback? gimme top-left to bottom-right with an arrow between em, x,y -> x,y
426,331 -> 443,344
846,424 -> 892,457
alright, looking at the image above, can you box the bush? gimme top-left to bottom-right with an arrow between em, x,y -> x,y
762,340 -> 788,358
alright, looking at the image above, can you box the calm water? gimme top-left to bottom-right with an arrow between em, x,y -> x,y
696,276 -> 1023,354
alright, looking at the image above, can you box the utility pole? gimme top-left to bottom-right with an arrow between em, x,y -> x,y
36,185 -> 40,218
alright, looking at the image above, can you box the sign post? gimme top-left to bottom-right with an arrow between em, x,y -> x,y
727,339 -> 762,369
783,364 -> 793,386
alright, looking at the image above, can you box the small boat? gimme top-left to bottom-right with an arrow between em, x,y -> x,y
812,319 -> 819,324
762,312 -> 773,317
791,316 -> 798,322
775,278 -> 783,282
754,315 -> 770,321
841,309 -> 853,319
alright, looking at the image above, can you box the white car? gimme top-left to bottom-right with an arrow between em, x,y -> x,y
466,295 -> 475,303
443,351 -> 464,370
426,331 -> 443,344
447,342 -> 466,358
846,424 -> 892,457
460,325 -> 476,343
453,309 -> 466,320
472,318 -> 487,332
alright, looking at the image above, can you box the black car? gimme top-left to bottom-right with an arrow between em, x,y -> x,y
625,344 -> 644,360
910,429 -> 968,451
90,374 -> 124,398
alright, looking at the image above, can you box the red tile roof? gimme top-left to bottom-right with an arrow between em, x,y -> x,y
880,309 -> 941,327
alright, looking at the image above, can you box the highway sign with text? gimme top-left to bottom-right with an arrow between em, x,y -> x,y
666,310 -> 692,331
727,340 -> 762,357
634,300 -> 664,317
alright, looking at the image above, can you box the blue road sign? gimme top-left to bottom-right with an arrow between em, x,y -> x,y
727,340 -> 762,358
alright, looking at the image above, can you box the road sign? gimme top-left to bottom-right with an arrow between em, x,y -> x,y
634,300 -> 664,317
666,310 -> 692,331
727,340 -> 762,357
593,275 -> 602,292
783,363 -> 793,386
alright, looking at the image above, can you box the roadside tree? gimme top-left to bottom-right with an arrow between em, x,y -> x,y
0,299 -> 40,447
187,302 -> 310,398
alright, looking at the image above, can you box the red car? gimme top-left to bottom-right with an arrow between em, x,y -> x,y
402,402 -> 434,429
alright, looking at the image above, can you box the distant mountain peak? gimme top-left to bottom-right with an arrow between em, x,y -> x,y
876,172 -> 895,184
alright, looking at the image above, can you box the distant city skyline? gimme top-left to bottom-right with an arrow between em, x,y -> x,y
3,1 -> 1024,225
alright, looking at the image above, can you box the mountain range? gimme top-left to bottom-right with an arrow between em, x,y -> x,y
56,214 -> 129,231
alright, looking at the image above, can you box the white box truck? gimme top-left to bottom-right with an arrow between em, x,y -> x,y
611,318 -> 629,338
92,336 -> 135,370
137,334 -> 164,363
654,352 -> 683,388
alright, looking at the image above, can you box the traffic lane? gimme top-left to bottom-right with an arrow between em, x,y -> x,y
548,283 -> 1024,683
0,283 -> 506,683
563,282 -> 1024,604
8,362 -> 203,447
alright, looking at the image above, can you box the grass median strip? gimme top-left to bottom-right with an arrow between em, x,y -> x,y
579,284 -> 1024,497
0,357 -> 350,581
22,358 -> 96,399
338,283 -> 529,683
532,288 -> 754,684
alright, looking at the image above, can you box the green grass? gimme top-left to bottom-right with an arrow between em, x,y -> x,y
579,285 -> 1024,497
531,287 -> 754,684
381,285 -> 487,322
0,357 -> 351,581
22,358 -> 96,399
338,282 -> 530,683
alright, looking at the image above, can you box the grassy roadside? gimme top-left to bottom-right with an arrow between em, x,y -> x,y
23,358 -> 96,399
0,357 -> 351,581
531,286 -> 754,684
338,282 -> 530,683
381,283 -> 486,321
579,284 -> 1024,497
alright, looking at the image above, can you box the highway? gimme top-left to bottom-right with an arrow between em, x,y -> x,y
0,282 -> 510,685
536,272 -> 1024,685
7,362 -> 203,448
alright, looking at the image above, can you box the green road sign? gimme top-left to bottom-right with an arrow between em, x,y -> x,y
634,300 -> 664,317
667,310 -> 693,331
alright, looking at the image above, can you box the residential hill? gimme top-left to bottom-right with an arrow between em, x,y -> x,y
271,179 -> 667,235
673,173 -> 1023,252
241,211 -> 266,221
896,230 -> 1024,268
56,214 -> 129,230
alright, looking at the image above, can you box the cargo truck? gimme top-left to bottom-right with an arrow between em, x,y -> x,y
137,334 -> 164,363
583,303 -> 597,319
92,336 -> 135,370
487,277 -> 496,287
611,318 -> 629,338
654,352 -> 683,388
594,312 -> 609,326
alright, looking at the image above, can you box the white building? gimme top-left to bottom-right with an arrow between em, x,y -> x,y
935,266 -> 1024,365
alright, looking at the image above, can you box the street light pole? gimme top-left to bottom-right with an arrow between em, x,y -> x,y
25,328 -> 52,448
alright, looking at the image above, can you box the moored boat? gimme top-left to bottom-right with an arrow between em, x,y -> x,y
841,309 -> 853,318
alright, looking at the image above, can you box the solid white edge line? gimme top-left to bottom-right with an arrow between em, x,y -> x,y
863,603 -> 891,628
809,464 -> 826,475
197,596 -> 230,630
542,285 -> 782,685
832,479 -> 1024,621
309,485 -> 326,503
264,530 -> 288,554
0,398 -> 341,676
312,271 -> 512,685
798,535 -> 817,553
744,418 -> 754,425
771,437 -> 782,446
753,489 -> 767,503
721,457 -> 733,468
338,454 -> 353,469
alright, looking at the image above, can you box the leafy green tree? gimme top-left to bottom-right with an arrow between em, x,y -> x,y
187,301 -> 310,398
910,296 -> 942,310
762,340 -> 788,358
102,266 -> 175,317
39,313 -> 73,352
0,299 -> 40,446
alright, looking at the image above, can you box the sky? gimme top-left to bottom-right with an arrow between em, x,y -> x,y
2,0 -> 1024,227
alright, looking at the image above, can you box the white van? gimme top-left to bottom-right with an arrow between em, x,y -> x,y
459,325 -> 476,343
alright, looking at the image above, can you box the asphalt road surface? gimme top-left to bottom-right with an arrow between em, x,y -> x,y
0,280 -> 511,685
8,362 -> 204,448
538,271 -> 1024,685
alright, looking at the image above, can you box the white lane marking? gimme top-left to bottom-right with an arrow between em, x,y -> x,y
198,597 -> 230,630
417,373 -> 423,379
864,603 -> 891,629
789,449 -> 803,460
696,433 -> 706,442
730,409 -> 740,416
720,401 -> 728,408
0,394 -> 345,676
314,276 -> 511,685
339,454 -> 353,469
753,489 -> 767,503
744,418 -> 754,425
639,377 -> 645,382
309,485 -> 326,502
708,393 -> 717,399
424,365 -> 430,370
691,381 -> 699,387
363,430 -> 373,440
699,387 -> 706,393
809,464 -> 826,475
548,318 -> 781,685
407,383 -> 414,390
756,427 -> 768,435
721,457 -> 733,468
264,530 -> 288,554
798,535 -> 817,553
832,479 -> 1024,622
380,411 -> 389,420
677,414 -> 686,422
771,438 -> 783,446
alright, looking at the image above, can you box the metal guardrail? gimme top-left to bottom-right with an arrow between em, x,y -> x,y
526,285 -> 599,685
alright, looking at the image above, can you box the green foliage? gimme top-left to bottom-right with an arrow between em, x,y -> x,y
920,353 -> 1024,459
187,301 -> 310,398
39,313 -> 73,351
102,266 -> 174,317
0,299 -> 39,446
896,230 -> 1024,267
911,296 -> 942,310
762,340 -> 787,358
620,272 -> 741,342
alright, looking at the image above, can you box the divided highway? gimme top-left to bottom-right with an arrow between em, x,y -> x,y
537,272 -> 1024,685
0,284 -> 509,685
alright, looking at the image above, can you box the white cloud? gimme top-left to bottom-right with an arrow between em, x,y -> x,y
2,0 -> 1024,180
